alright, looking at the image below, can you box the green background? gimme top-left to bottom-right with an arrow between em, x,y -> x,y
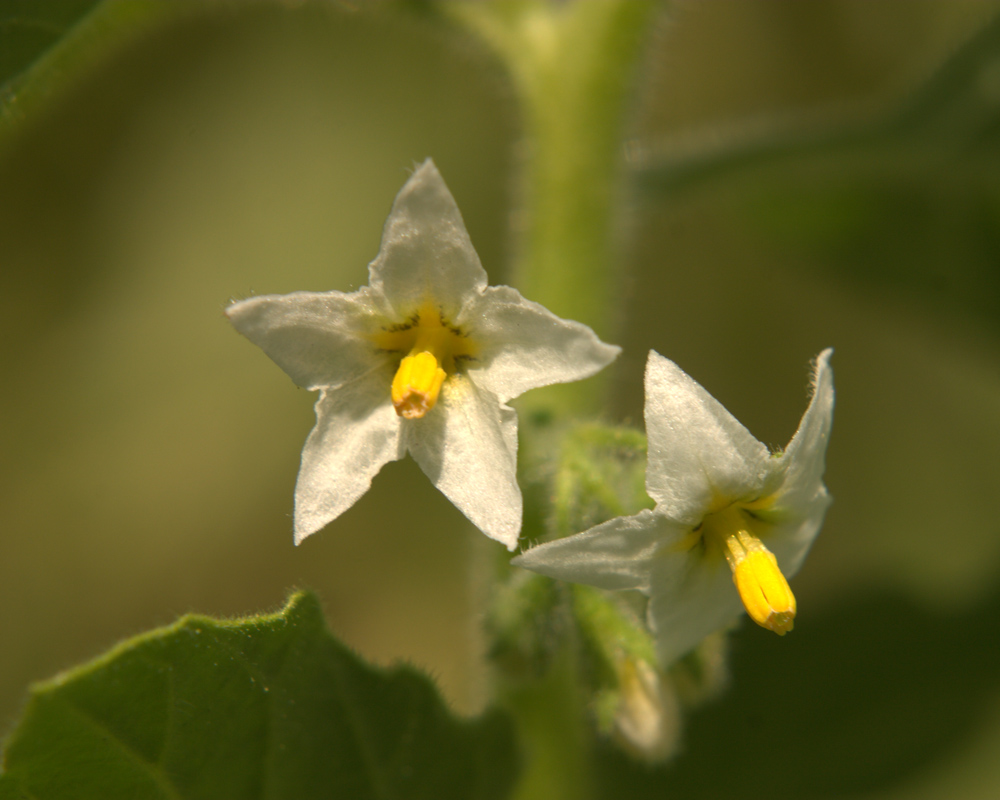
3,2 -> 1000,797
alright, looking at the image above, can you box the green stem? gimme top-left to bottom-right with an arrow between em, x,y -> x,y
443,0 -> 664,415
438,2 -> 666,793
498,644 -> 593,800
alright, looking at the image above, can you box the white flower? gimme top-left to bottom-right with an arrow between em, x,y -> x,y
513,349 -> 834,664
226,160 -> 619,550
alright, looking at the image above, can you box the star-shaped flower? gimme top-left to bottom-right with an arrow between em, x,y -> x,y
514,349 -> 833,664
226,160 -> 620,550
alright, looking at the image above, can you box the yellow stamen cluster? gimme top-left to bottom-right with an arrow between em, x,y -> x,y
373,304 -> 476,420
724,530 -> 796,635
693,504 -> 796,635
391,352 -> 446,419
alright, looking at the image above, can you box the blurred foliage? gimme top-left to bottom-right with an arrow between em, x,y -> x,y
2,2 -> 1000,799
0,0 -> 102,84
0,592 -> 517,799
635,7 -> 1000,332
597,585 -> 1000,799
0,0 -> 190,139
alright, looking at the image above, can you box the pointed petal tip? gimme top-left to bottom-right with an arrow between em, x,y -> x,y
506,511 -> 664,592
602,341 -> 624,364
478,518 -> 520,552
222,294 -> 269,330
390,159 -> 446,207
223,297 -> 257,326
412,157 -> 438,175
810,347 -> 835,404
643,349 -> 683,383
509,548 -> 541,570
223,296 -> 246,320
293,520 -> 320,547
509,539 -> 545,566
404,158 -> 443,190
814,347 -> 834,377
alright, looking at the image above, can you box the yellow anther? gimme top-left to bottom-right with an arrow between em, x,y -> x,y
725,531 -> 796,635
391,351 -> 447,419
374,303 -> 478,420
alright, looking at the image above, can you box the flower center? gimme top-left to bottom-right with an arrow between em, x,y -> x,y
373,304 -> 477,419
697,504 -> 796,635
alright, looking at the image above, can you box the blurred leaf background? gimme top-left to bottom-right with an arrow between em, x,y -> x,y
3,2 -> 1000,798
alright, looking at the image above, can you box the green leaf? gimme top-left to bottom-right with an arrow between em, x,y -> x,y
0,592 -> 518,800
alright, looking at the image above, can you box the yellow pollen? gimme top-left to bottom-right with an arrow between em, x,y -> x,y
391,351 -> 446,419
724,530 -> 796,635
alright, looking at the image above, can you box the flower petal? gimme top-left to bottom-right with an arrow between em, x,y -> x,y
647,551 -> 745,666
512,510 -> 676,593
460,285 -> 621,403
643,351 -> 771,524
777,349 -> 835,513
760,350 -> 835,578
294,371 -> 404,543
226,289 -> 393,391
405,375 -> 521,550
368,160 -> 487,320
766,496 -> 831,581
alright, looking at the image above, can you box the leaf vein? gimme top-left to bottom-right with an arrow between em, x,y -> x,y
330,655 -> 394,800
59,697 -> 183,800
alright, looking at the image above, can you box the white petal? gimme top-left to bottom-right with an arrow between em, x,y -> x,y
647,551 -> 745,666
368,160 -> 487,320
405,375 -> 521,550
765,493 -> 831,580
512,509 -> 675,593
294,371 -> 403,543
777,349 -> 835,514
757,350 -> 834,578
643,351 -> 771,524
226,289 -> 392,391
459,286 -> 621,403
